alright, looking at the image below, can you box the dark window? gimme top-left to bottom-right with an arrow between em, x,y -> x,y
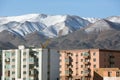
23,71 -> 26,74
12,71 -> 15,74
12,78 -> 15,80
23,78 -> 26,80
116,72 -> 120,77
81,53 -> 83,56
93,53 -> 96,56
12,59 -> 15,62
81,59 -> 83,62
81,65 -> 83,68
108,72 -> 111,77
81,71 -> 83,74
93,65 -> 96,68
23,65 -> 26,68
93,58 -> 96,62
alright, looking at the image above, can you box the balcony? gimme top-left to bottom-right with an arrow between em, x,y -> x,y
5,58 -> 10,63
30,50 -> 38,57
65,69 -> 73,76
29,69 -> 39,76
29,77 -> 34,80
29,57 -> 34,64
5,64 -> 10,69
65,57 -> 72,64
83,59 -> 89,64
83,52 -> 90,58
83,70 -> 90,76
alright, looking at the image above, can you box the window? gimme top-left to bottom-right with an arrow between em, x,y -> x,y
110,64 -> 115,67
116,72 -> 120,77
65,70 -> 69,74
23,58 -> 26,61
12,71 -> 15,74
12,53 -> 15,56
59,71 -> 61,73
93,52 -> 96,56
12,78 -> 15,80
81,53 -> 83,56
23,52 -> 26,55
81,65 -> 83,68
5,64 -> 10,69
108,72 -> 111,77
5,52 -> 10,58
5,77 -> 10,80
23,71 -> 26,74
71,53 -> 73,56
23,78 -> 26,80
12,65 -> 15,68
11,59 -> 14,62
76,54 -> 78,57
93,65 -> 96,68
81,71 -> 83,74
93,58 -> 96,62
29,57 -> 34,62
81,59 -> 83,62
23,65 -> 26,68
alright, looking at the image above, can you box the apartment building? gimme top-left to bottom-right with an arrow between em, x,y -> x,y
59,49 -> 120,80
2,45 -> 60,80
94,68 -> 120,80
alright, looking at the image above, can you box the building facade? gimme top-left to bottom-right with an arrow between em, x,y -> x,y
2,45 -> 60,80
94,68 -> 120,80
59,49 -> 120,80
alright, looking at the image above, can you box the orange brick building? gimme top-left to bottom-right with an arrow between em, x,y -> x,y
94,68 -> 120,80
59,49 -> 120,80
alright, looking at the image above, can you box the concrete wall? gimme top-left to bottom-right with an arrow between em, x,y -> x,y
50,49 -> 60,80
42,49 -> 48,80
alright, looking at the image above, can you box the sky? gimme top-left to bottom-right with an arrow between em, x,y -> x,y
0,0 -> 120,18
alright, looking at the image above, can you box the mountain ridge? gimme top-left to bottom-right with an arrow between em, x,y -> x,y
0,14 -> 120,49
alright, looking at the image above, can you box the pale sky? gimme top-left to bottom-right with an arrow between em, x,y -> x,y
0,0 -> 120,18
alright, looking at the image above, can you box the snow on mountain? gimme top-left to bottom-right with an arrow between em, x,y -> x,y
0,14 -> 90,38
85,19 -> 120,33
82,17 -> 100,23
106,16 -> 120,23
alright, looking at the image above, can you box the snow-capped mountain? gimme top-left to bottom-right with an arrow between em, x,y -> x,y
0,14 -> 120,49
0,14 -> 91,38
82,17 -> 100,23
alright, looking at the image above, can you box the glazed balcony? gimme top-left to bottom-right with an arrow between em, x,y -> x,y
83,70 -> 90,76
83,52 -> 90,58
65,56 -> 72,65
29,57 -> 34,64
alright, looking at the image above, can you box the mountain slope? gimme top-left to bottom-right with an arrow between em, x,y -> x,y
48,19 -> 120,50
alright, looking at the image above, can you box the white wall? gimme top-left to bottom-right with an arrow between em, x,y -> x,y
104,77 -> 120,80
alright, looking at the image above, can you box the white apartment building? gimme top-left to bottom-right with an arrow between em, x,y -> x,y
2,45 -> 60,80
